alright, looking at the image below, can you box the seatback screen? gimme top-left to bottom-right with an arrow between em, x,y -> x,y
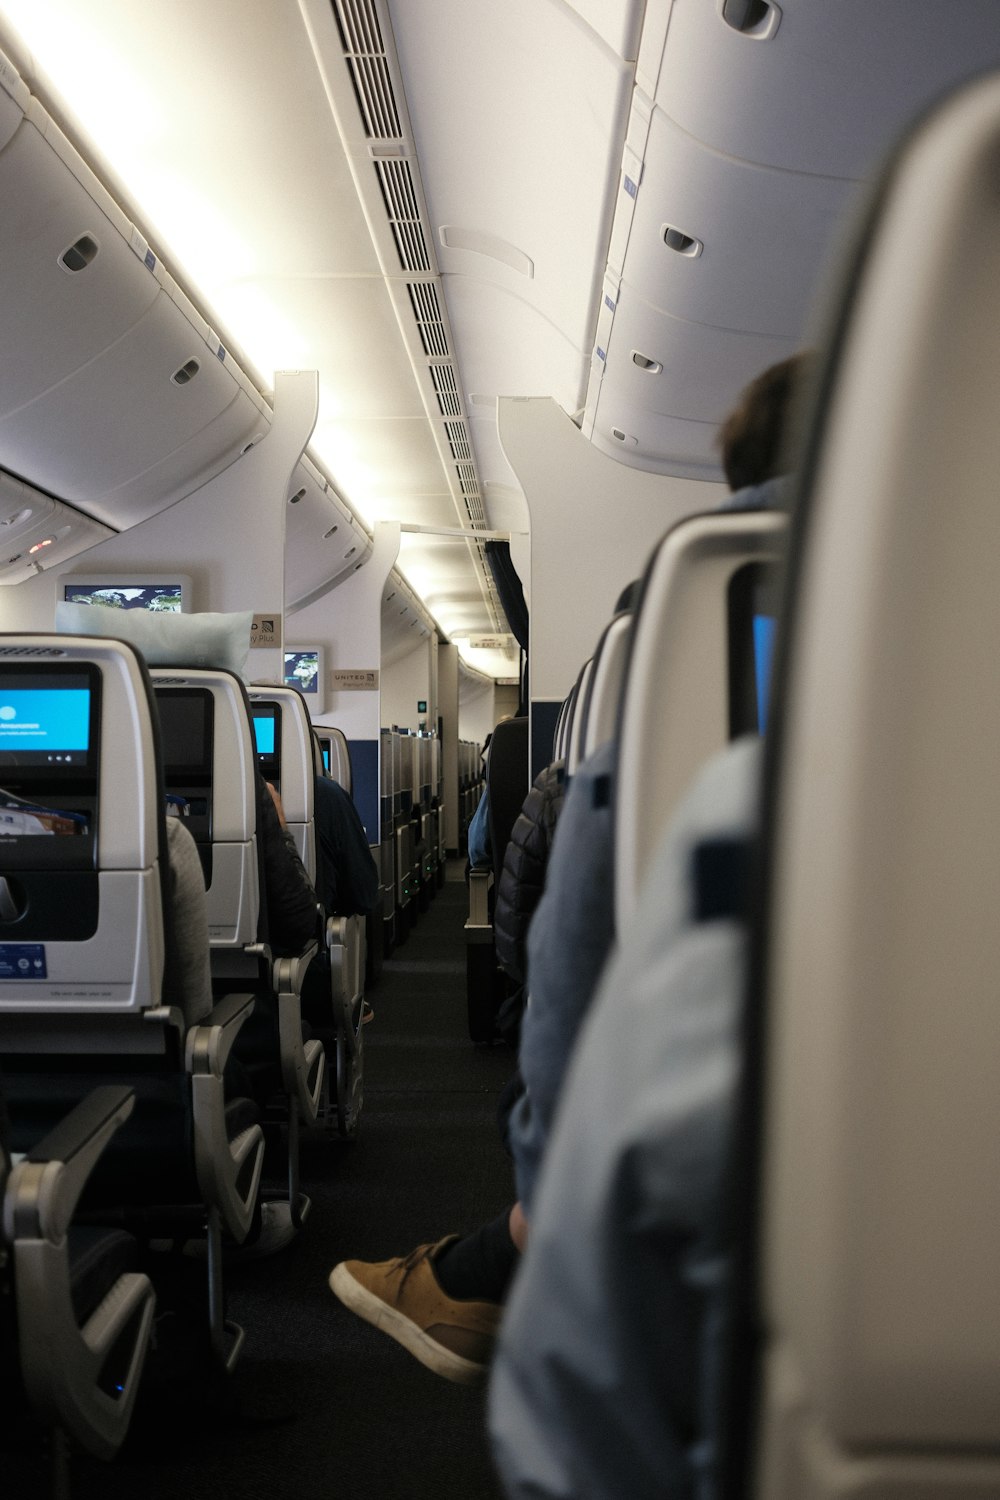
0,664 -> 101,872
728,563 -> 781,737
252,704 -> 281,784
155,688 -> 214,779
0,684 -> 91,763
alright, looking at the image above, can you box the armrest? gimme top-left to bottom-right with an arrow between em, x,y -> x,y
184,992 -> 264,1242
272,941 -> 325,1122
5,1087 -> 135,1244
271,940 -> 318,1001
466,868 -> 493,931
185,991 -> 257,1076
5,1084 -> 157,1461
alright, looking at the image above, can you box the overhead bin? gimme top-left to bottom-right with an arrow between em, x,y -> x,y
285,457 -> 374,605
594,281 -> 794,436
624,107 -> 857,338
648,0 -> 1000,179
0,110 -> 159,422
0,283 -> 262,528
588,408 -> 722,478
0,80 -> 264,531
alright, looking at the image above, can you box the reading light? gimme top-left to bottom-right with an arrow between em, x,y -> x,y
29,537 -> 56,554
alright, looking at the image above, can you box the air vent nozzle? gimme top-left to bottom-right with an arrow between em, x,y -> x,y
289,487 -> 307,505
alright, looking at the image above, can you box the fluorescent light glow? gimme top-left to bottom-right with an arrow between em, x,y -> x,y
0,5 -> 165,156
210,281 -> 310,375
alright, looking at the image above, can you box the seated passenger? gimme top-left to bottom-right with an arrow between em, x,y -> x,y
466,785 -> 492,870
489,738 -> 762,1499
325,353 -> 808,1386
492,756 -> 565,1046
312,773 -> 379,918
162,812 -> 215,1022
255,771 -> 321,954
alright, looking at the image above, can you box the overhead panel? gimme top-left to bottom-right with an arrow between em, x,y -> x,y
0,469 -> 114,585
0,285 -> 258,523
0,110 -> 159,422
585,0 -> 1000,479
625,108 -> 858,337
653,0 -> 1000,178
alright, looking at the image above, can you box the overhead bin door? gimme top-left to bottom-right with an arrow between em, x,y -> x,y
0,96 -> 263,527
0,113 -> 159,422
650,0 -> 1000,178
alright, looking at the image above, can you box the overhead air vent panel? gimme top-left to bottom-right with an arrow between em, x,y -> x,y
375,158 -> 429,271
407,282 -> 449,357
330,0 -> 507,637
430,364 -> 461,417
332,0 -> 401,140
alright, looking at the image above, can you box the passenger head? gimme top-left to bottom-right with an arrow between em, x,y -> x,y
717,351 -> 814,492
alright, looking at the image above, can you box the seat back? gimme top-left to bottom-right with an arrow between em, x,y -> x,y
152,667 -> 259,948
553,680 -> 578,764
316,726 -> 353,793
580,610 -> 633,760
614,509 -> 786,938
249,685 -> 316,880
731,73 -> 1000,1500
0,635 -> 165,1027
565,657 -> 594,778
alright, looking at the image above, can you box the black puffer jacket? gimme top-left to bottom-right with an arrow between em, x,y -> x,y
494,760 -> 565,985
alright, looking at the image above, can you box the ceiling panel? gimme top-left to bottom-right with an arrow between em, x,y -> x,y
388,0 -> 633,375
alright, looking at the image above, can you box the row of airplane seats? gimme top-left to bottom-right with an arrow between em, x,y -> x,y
488,72 -> 1000,1500
0,629 -> 378,1477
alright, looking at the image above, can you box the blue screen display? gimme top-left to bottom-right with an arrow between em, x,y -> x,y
0,689 -> 90,753
253,714 -> 276,755
753,615 -> 777,734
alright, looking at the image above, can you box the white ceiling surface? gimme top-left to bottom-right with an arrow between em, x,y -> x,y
1,0 -> 999,669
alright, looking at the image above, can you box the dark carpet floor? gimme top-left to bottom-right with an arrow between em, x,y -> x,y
10,866 -> 517,1499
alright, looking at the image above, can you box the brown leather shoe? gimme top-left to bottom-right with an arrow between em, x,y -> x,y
329,1237 -> 501,1384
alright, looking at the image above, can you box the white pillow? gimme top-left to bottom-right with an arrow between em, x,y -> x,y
56,602 -> 253,679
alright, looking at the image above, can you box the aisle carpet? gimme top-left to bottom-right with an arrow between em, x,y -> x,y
17,869 -> 516,1500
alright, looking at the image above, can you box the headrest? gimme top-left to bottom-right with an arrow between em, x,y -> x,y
56,603 -> 253,680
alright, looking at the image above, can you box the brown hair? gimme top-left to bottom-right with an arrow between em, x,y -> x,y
717,352 -> 814,492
